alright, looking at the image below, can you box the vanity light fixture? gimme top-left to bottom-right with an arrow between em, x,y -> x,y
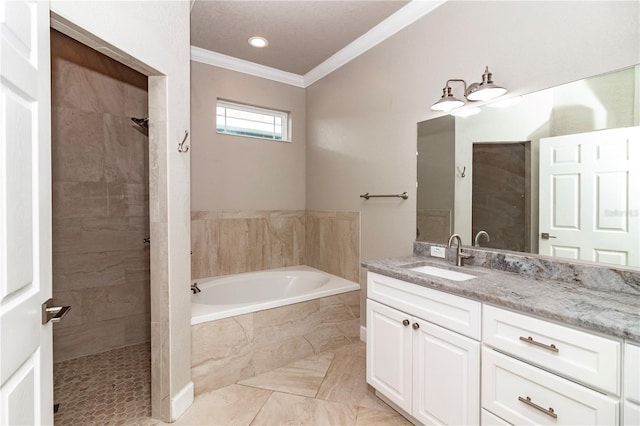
431,66 -> 507,112
248,36 -> 269,48
451,107 -> 482,118
486,95 -> 523,108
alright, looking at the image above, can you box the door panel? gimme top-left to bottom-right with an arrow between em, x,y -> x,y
0,0 -> 52,424
539,127 -> 640,266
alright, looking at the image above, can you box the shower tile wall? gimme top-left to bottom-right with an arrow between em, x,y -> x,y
50,30 -> 150,362
190,210 -> 360,282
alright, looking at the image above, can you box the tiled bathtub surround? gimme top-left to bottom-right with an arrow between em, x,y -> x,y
191,210 -> 360,282
191,291 -> 360,396
306,210 -> 360,283
191,210 -> 306,279
51,30 -> 150,362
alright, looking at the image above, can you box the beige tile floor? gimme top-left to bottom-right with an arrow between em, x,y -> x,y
54,341 -> 411,426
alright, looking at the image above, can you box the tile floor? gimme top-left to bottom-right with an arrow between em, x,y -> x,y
53,341 -> 411,425
53,343 -> 152,425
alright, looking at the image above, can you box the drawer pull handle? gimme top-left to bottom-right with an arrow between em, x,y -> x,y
402,319 -> 410,327
518,396 -> 557,419
519,336 -> 559,353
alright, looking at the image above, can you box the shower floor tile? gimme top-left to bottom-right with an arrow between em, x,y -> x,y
53,342 -> 152,426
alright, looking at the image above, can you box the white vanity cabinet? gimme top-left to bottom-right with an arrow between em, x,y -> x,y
366,272 -> 481,425
624,342 -> 640,425
365,270 -> 633,425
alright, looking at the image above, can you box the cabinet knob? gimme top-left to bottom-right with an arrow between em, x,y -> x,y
402,319 -> 410,327
412,322 -> 419,330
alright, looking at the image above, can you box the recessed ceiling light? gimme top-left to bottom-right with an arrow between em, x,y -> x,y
248,36 -> 268,48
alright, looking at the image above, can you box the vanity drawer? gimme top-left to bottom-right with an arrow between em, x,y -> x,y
367,272 -> 481,339
482,348 -> 619,425
483,305 -> 621,395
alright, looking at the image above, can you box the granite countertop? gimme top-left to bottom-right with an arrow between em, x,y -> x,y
363,255 -> 640,342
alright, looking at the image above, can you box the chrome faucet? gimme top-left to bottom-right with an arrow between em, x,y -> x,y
474,230 -> 490,247
447,233 -> 472,267
191,282 -> 201,294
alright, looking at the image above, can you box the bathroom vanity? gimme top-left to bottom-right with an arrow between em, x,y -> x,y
363,243 -> 640,425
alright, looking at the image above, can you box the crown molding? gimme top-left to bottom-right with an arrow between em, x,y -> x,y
191,46 -> 306,88
190,0 -> 447,88
303,0 -> 447,87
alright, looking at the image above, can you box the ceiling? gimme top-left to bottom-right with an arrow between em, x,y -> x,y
190,1 -> 410,76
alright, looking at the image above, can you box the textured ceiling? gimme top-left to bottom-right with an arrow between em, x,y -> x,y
191,1 -> 409,75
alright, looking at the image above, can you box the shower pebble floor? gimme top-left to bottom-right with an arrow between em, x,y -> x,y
53,343 -> 153,426
53,341 -> 410,425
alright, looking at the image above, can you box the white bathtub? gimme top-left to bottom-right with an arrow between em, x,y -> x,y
191,265 -> 360,325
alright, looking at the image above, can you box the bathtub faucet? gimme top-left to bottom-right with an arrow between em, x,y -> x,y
191,282 -> 201,294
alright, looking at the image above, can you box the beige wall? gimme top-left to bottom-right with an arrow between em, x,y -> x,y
50,1 -> 191,421
305,1 -> 639,324
191,63 -> 306,211
50,30 -> 150,362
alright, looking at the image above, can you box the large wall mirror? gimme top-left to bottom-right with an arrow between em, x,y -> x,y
417,64 -> 640,268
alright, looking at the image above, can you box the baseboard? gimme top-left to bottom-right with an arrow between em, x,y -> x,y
360,325 -> 366,342
171,380 -> 194,421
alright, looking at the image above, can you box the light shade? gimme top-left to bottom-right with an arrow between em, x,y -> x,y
431,86 -> 464,112
466,66 -> 506,101
466,84 -> 507,101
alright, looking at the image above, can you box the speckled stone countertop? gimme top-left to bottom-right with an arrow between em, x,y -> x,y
362,252 -> 640,342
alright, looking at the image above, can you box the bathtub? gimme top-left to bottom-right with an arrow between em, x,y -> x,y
191,265 -> 360,325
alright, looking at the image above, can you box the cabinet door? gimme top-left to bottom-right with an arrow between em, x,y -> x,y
366,300 -> 413,413
412,318 -> 480,425
624,401 -> 640,426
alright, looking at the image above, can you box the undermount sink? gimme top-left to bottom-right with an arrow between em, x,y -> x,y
410,265 -> 477,282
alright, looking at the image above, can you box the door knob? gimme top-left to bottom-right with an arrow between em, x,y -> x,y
540,233 -> 556,240
42,298 -> 71,324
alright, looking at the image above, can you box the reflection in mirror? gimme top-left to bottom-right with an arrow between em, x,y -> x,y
417,65 -> 640,267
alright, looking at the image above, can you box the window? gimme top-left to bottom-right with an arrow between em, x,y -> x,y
216,100 -> 290,142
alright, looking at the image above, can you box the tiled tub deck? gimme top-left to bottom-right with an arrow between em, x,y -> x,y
191,290 -> 361,395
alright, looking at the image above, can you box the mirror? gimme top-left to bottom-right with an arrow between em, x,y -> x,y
417,65 -> 640,267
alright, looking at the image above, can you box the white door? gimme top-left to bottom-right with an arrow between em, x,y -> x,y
366,300 -> 413,414
0,0 -> 53,424
539,127 -> 640,266
412,319 -> 480,426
